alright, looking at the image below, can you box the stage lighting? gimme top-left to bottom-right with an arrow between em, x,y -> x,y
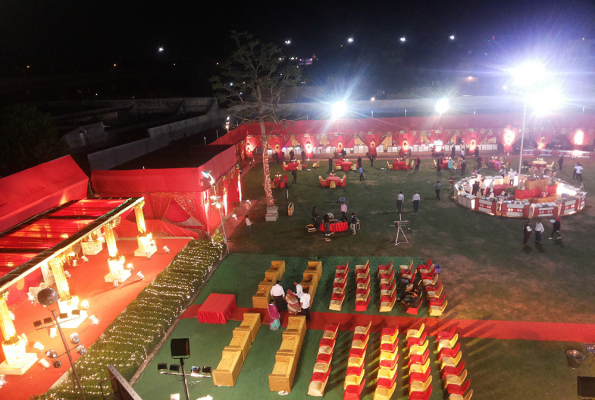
137,271 -> 145,280
81,255 -> 89,263
46,349 -> 58,359
90,315 -> 99,324
113,279 -> 119,287
76,345 -> 86,355
33,320 -> 42,328
191,366 -> 201,377
81,300 -> 89,310
72,309 -> 81,316
53,360 -> 63,368
43,317 -> 53,325
38,358 -> 51,369
64,271 -> 71,278
512,62 -> 547,86
158,363 -> 168,373
400,37 -> 406,42
169,364 -> 180,373
59,313 -> 68,319
33,342 -> 45,351
435,98 -> 449,115
70,333 -> 80,344
163,246 -> 170,253
331,101 -> 347,119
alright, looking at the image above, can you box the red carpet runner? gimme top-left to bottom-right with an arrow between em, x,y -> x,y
184,304 -> 595,342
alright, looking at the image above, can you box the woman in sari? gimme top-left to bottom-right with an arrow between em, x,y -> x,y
268,299 -> 281,331
286,289 -> 301,314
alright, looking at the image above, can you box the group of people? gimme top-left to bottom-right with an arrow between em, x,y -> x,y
573,162 -> 584,182
268,280 -> 311,330
523,217 -> 561,245
396,190 -> 421,212
313,203 -> 359,236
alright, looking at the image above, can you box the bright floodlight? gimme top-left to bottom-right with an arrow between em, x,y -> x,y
449,35 -> 455,40
158,47 -> 164,52
347,37 -> 354,43
331,101 -> 347,119
435,98 -> 449,115
285,40 -> 291,45
202,170 -> 215,184
528,86 -> 564,115
512,63 -> 547,86
400,37 -> 406,42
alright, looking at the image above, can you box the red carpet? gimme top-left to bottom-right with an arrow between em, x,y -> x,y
186,304 -> 595,342
3,238 -> 190,400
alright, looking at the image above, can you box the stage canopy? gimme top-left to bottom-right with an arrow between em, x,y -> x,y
91,145 -> 241,235
0,155 -> 89,233
0,197 -> 142,302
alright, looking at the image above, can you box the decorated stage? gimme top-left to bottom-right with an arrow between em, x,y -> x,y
1,238 -> 190,399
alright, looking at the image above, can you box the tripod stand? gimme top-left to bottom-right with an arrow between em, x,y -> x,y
394,214 -> 410,246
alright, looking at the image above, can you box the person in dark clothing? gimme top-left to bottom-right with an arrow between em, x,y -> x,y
323,213 -> 330,236
414,157 -> 421,172
435,181 -> 442,200
289,149 -> 295,161
359,166 -> 365,181
368,153 -> 375,167
301,150 -> 306,163
357,156 -> 362,168
476,157 -> 482,170
451,146 -> 456,159
328,157 -> 333,173
474,147 -> 479,159
460,160 -> 466,176
558,155 -> 564,170
312,206 -> 319,225
523,220 -> 532,245
350,213 -> 359,235
292,169 -> 297,184
549,217 -> 562,240
399,282 -> 422,312
437,156 -> 442,172
341,148 -> 347,159
274,151 -> 279,164
472,181 -> 480,196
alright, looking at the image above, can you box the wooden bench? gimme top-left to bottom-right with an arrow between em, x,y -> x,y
213,349 -> 243,387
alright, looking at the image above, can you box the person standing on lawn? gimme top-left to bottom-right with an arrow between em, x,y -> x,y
523,220 -> 532,245
412,192 -> 421,212
357,156 -> 362,168
359,166 -> 365,181
414,157 -> 421,172
312,206 -> 319,226
350,213 -> 359,235
300,287 -> 311,321
549,217 -> 562,240
340,202 -> 348,222
461,160 -> 467,176
270,280 -> 285,311
461,148 -> 465,159
397,191 -> 404,213
435,181 -> 442,200
558,155 -> 564,171
573,162 -> 578,180
576,163 -> 583,182
449,175 -> 455,190
323,213 -> 331,236
451,146 -> 456,159
329,157 -> 333,173
301,149 -> 306,163
534,219 -> 545,244
292,169 -> 297,184
437,156 -> 442,172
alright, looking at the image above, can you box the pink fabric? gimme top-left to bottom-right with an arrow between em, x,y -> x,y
0,156 -> 88,232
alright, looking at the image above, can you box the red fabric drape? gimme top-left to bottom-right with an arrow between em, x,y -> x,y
530,130 -> 557,150
568,129 -> 595,146
460,130 -> 485,153
172,193 -> 207,230
164,199 -> 191,222
148,193 -> 172,219
299,134 -> 318,157
499,128 -> 518,153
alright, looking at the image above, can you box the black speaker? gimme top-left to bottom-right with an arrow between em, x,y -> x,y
171,338 -> 190,358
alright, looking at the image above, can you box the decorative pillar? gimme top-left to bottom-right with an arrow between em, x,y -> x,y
49,258 -> 71,302
0,292 -> 37,375
104,221 -> 130,283
134,201 -> 157,257
82,230 -> 103,256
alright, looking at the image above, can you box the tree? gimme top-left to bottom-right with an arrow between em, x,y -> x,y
0,104 -> 64,177
211,32 -> 302,206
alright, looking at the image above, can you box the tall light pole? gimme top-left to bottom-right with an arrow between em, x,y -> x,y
202,171 -> 230,254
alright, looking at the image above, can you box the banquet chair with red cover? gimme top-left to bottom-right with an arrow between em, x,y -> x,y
319,176 -> 329,187
407,332 -> 428,347
429,293 -> 446,307
344,378 -> 365,400
400,260 -> 414,272
409,358 -> 430,374
429,300 -> 448,316
408,386 -> 432,400
443,369 -> 467,388
425,282 -> 443,298
408,349 -> 429,367
406,323 -> 425,339
437,333 -> 458,352
410,368 -> 431,383
447,390 -> 473,400
380,326 -> 399,344
441,361 -> 465,379
419,262 -> 434,275
378,260 -> 393,275
438,343 -> 461,361
446,379 -> 471,396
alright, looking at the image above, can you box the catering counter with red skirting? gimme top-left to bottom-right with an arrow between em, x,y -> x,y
475,198 -> 498,215
319,221 -> 349,232
501,202 -> 529,217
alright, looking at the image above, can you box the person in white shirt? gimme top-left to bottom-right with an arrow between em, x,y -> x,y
461,148 -> 465,159
523,220 -> 532,245
412,192 -> 421,212
534,219 -> 545,244
270,281 -> 285,311
340,202 -> 348,222
246,216 -> 252,236
300,287 -> 311,321
576,163 -> 583,182
397,191 -> 404,213
293,281 -> 303,299
480,179 -> 487,197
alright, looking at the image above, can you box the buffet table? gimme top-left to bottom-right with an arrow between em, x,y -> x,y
319,221 -> 349,232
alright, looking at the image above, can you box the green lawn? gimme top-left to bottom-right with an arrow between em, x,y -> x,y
134,155 -> 595,400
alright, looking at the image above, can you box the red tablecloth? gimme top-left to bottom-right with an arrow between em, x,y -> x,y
326,176 -> 342,184
515,188 -> 542,200
197,294 -> 237,324
489,160 -> 501,170
393,161 -> 408,170
319,221 -> 349,232
492,184 -> 510,196
441,160 -> 449,169
341,162 -> 353,171
284,162 -> 299,171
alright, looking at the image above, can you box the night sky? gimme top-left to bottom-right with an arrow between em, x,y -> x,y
1,0 -> 595,77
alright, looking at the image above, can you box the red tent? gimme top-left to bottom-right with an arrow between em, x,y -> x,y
0,156 -> 89,233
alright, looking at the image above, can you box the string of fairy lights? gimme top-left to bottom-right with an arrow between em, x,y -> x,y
34,238 -> 224,399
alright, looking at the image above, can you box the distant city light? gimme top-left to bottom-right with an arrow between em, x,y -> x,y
435,98 -> 449,115
370,97 -> 375,101
285,40 -> 291,45
113,63 -> 117,67
347,37 -> 354,43
331,101 -> 347,119
158,47 -> 164,52
449,35 -> 455,40
26,65 -> 30,69
400,37 -> 406,42
229,82 -> 233,86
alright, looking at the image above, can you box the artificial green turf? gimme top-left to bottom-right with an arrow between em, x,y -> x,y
233,156 -> 595,324
195,254 -> 422,315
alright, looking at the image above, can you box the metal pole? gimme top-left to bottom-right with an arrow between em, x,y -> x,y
179,358 -> 191,400
51,310 -> 86,400
518,99 -> 527,174
212,185 -> 229,254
